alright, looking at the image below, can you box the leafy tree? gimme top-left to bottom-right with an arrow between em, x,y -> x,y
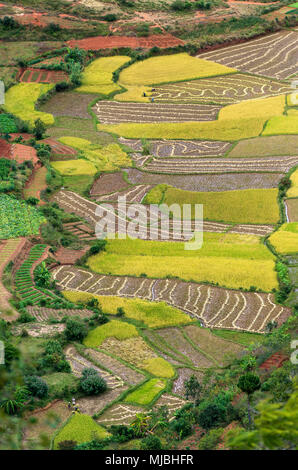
130,413 -> 150,437
79,368 -> 107,395
238,373 -> 261,427
33,118 -> 46,140
25,376 -> 48,398
116,307 -> 125,317
65,318 -> 88,342
184,374 -> 202,405
141,435 -> 162,450
198,403 -> 227,430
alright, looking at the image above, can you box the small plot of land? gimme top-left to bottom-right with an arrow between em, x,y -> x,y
67,34 -> 185,50
42,138 -> 78,158
124,168 -> 284,192
39,92 -> 97,119
228,135 -> 298,157
90,172 -> 130,197
173,368 -> 204,396
152,74 -> 291,105
97,403 -> 144,427
24,166 -> 47,202
63,221 -> 96,241
22,400 -> 70,450
152,394 -> 188,415
94,101 -> 222,124
54,246 -> 88,265
142,156 -> 296,175
86,348 -> 145,386
26,306 -> 94,322
119,137 -> 232,157
52,266 -> 291,333
12,323 -> 65,338
65,346 -> 124,389
11,144 -> 39,166
285,199 -> 298,222
20,68 -> 68,84
96,184 -> 153,203
197,31 -> 298,80
0,41 -> 62,67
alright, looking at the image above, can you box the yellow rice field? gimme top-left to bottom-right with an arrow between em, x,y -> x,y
269,223 -> 298,254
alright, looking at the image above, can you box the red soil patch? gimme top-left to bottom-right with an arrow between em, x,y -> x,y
10,133 -> 34,141
54,246 -> 88,265
67,34 -> 185,51
14,12 -> 83,29
227,0 -> 275,3
20,67 -> 68,84
0,138 -> 12,159
41,138 -> 78,156
259,352 -> 289,371
11,143 -> 39,166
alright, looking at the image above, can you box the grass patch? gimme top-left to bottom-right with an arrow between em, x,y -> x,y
119,53 -> 236,86
87,235 -> 277,291
83,320 -> 138,348
58,136 -> 132,172
50,159 -> 97,176
268,223 -> 298,254
211,329 -> 264,346
144,185 -> 279,224
141,357 -> 174,378
54,413 -> 109,449
77,56 -> 130,95
42,372 -> 78,396
3,83 -> 54,127
288,169 -> 298,198
228,135 -> 298,157
62,292 -> 193,328
124,378 -> 166,405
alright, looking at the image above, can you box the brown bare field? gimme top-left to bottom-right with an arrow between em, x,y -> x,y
228,135 -> 298,157
90,172 -> 130,197
39,92 -> 97,119
22,401 -> 69,449
52,266 -> 292,333
93,101 -> 222,124
77,385 -> 128,415
197,31 -> 298,80
100,337 -> 158,370
124,168 -> 284,191
54,247 -> 88,265
285,199 -> 298,222
152,74 -> 291,105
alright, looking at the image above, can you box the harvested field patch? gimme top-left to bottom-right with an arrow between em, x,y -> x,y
124,379 -> 166,406
85,348 -> 145,385
65,345 -> 124,389
62,221 -> 96,241
118,137 -> 232,157
152,74 -> 291,105
90,172 -> 130,197
77,56 -> 130,95
228,135 -> 298,157
145,185 -> 279,224
94,101 -> 222,124
142,156 -> 295,175
39,92 -> 97,119
153,393 -> 187,415
197,31 -> 298,80
26,306 -> 94,322
12,323 -> 65,338
67,34 -> 185,51
183,324 -> 242,366
119,53 -> 236,86
52,267 -> 291,333
285,198 -> 298,222
173,369 -> 204,397
95,184 -> 153,203
97,403 -> 144,427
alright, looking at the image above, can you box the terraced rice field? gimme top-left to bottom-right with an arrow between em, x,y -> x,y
197,31 -> 298,80
52,189 -> 274,240
42,138 -> 78,158
141,155 -> 297,174
65,346 -> 125,389
20,68 -> 68,84
93,101 -> 222,124
97,403 -> 144,426
52,266 -> 291,333
152,74 -> 291,105
119,137 -> 232,157
285,199 -> 298,222
26,306 -> 94,321
90,172 -> 130,197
